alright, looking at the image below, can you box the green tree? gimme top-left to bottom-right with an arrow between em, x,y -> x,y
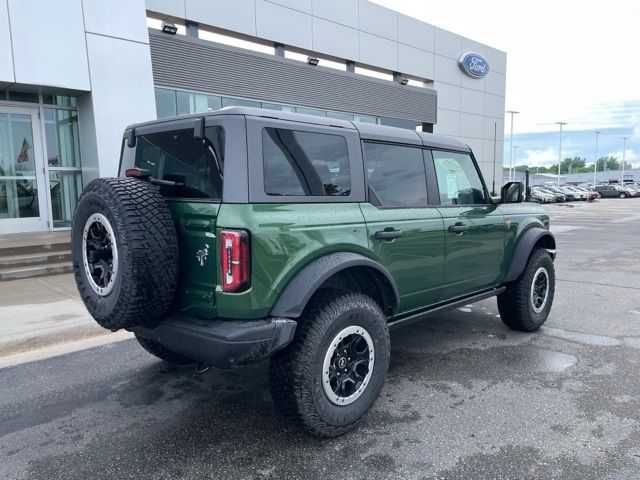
561,156 -> 586,174
596,155 -> 619,171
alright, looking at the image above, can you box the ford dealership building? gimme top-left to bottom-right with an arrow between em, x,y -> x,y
0,0 -> 506,235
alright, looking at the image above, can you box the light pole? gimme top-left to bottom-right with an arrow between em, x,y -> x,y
556,122 -> 567,186
512,146 -> 519,181
506,110 -> 519,181
621,137 -> 628,185
593,130 -> 600,188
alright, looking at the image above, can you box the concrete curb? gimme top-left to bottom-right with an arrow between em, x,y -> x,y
0,321 -> 116,358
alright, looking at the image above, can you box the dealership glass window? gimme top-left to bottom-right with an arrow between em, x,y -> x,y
49,170 -> 82,227
262,128 -> 350,196
354,114 -> 377,124
153,87 -> 380,124
44,107 -> 83,227
326,110 -> 353,121
42,95 -> 77,107
155,88 -> 177,118
432,151 -> 487,205
44,109 -> 81,168
295,106 -> 327,117
177,90 -> 210,116
222,97 -> 261,108
262,102 -> 295,113
0,90 -> 39,104
363,142 -> 428,207
0,112 -> 40,220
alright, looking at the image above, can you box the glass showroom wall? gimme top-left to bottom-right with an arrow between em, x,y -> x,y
44,97 -> 83,228
0,91 -> 83,229
155,87 -> 380,124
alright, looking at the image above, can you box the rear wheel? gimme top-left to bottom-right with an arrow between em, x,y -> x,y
498,248 -> 555,332
269,292 -> 390,437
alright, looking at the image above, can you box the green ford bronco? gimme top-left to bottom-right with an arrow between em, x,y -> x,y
71,107 -> 556,437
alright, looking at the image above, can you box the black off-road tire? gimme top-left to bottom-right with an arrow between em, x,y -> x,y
71,178 -> 179,331
135,334 -> 192,365
497,248 -> 555,332
269,292 -> 390,437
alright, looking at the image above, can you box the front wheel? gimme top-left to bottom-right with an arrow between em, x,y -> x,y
498,248 -> 555,332
619,193 -> 627,199
269,292 -> 390,437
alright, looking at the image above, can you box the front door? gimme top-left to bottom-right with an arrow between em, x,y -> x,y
0,106 -> 48,234
430,149 -> 504,299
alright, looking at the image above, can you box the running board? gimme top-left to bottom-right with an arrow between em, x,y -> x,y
387,287 -> 506,331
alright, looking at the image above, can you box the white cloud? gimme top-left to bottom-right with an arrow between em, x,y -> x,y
605,149 -> 639,167
518,147 -> 561,167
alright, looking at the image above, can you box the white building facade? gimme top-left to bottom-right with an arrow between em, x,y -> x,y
0,0 -> 506,235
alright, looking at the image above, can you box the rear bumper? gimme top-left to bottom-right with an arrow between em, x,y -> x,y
132,315 -> 297,368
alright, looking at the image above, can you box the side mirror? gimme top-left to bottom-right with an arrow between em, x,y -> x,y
500,181 -> 524,203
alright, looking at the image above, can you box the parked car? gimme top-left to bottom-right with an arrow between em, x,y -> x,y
546,185 -> 576,201
70,107 -> 557,437
563,185 -> 589,201
621,185 -> 640,197
595,185 -> 629,198
574,186 -> 599,200
534,187 -> 566,203
530,188 -> 556,203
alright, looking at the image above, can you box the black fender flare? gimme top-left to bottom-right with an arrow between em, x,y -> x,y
270,252 -> 400,318
504,227 -> 556,283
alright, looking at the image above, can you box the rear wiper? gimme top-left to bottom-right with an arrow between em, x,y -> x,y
124,168 -> 184,186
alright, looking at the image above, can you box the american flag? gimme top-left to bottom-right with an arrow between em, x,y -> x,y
17,138 -> 32,164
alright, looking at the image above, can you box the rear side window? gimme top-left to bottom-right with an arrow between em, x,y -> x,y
363,142 -> 428,207
262,128 -> 350,196
432,151 -> 487,205
134,127 -> 225,199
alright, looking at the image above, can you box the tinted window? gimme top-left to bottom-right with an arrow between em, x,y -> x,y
432,151 -> 486,205
364,142 -> 428,207
134,127 -> 224,199
263,128 -> 350,196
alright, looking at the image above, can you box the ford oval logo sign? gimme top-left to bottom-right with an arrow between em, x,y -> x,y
458,52 -> 490,79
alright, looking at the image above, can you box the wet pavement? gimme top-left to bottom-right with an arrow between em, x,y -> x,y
1,198 -> 640,479
0,274 -> 124,357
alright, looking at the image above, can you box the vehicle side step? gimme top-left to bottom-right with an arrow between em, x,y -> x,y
387,287 -> 505,331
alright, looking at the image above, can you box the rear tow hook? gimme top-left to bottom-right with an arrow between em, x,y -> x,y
195,363 -> 211,374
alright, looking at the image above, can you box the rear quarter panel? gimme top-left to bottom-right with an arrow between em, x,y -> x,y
215,203 -> 370,319
498,202 -> 550,279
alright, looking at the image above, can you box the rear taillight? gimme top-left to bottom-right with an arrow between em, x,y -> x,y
220,229 -> 250,292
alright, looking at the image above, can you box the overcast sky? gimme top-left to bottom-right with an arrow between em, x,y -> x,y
372,0 -> 640,167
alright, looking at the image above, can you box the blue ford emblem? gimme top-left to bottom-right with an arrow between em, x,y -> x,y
458,52 -> 490,79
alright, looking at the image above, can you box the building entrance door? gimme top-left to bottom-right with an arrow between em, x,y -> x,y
0,106 -> 48,234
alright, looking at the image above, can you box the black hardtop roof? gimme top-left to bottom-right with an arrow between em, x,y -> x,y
126,106 -> 470,153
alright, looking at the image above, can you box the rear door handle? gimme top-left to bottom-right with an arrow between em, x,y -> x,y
375,229 -> 403,240
448,224 -> 469,233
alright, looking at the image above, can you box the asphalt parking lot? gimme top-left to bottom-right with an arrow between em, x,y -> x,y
1,198 -> 640,480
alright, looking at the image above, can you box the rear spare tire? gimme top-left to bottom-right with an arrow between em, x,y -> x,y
71,178 -> 179,331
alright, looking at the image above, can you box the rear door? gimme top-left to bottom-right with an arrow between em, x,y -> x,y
360,141 -> 444,314
429,149 -> 504,299
120,118 -> 232,317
